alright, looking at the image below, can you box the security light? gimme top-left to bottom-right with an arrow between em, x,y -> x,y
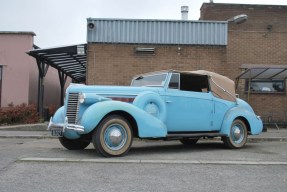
227,14 -> 248,24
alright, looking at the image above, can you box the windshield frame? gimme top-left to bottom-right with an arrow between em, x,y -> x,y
131,72 -> 169,87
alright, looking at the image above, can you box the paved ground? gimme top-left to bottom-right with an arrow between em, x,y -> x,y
0,124 -> 286,192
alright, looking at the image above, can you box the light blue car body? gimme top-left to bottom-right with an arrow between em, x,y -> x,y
50,70 -> 263,140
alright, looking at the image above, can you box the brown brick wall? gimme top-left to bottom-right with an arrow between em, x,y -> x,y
201,3 -> 287,122
87,44 -> 226,85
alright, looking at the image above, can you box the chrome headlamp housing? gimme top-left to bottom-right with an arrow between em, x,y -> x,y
78,93 -> 86,104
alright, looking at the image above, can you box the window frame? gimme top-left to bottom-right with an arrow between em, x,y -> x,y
0,65 -> 2,107
168,72 -> 210,93
168,73 -> 180,90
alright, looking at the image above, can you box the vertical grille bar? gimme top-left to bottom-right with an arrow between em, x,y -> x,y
66,93 -> 79,124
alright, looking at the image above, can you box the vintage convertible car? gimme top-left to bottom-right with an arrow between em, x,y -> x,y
48,70 -> 263,157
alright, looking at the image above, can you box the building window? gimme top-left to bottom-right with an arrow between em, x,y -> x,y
246,80 -> 285,93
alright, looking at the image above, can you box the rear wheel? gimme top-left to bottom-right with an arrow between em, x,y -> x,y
222,119 -> 247,149
93,115 -> 133,157
59,137 -> 90,150
180,137 -> 200,145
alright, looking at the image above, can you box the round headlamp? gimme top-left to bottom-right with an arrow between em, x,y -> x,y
78,93 -> 86,104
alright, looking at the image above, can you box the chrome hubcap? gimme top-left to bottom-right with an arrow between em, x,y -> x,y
104,124 -> 127,151
231,124 -> 244,144
109,129 -> 122,145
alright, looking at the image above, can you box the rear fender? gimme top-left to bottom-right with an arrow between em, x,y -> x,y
220,106 -> 263,136
80,100 -> 167,138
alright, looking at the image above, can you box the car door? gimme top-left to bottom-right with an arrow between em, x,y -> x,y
163,73 -> 214,132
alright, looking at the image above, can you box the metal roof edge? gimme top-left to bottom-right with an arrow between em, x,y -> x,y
241,64 -> 287,69
87,17 -> 227,24
0,31 -> 36,36
201,3 -> 287,9
27,43 -> 87,54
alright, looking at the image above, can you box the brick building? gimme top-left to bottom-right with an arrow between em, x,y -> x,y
200,3 -> 287,124
86,3 -> 287,124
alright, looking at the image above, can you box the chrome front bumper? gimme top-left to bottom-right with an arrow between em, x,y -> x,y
48,117 -> 85,134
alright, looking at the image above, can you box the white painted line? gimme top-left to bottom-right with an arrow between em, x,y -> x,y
19,157 -> 287,165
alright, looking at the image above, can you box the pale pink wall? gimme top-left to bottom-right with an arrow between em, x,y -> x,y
0,32 -> 67,108
0,32 -> 34,107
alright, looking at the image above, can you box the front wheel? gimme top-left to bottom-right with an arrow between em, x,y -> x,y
59,137 -> 90,150
93,115 -> 133,157
222,119 -> 248,149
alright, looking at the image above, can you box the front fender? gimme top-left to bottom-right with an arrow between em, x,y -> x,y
52,106 -> 65,123
80,100 -> 167,138
220,106 -> 263,136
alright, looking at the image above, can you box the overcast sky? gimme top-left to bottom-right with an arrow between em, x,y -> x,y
0,0 -> 286,48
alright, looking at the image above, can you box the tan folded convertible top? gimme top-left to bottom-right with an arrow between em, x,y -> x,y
186,70 -> 236,102
133,69 -> 236,102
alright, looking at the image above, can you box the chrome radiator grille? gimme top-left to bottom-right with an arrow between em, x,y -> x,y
66,93 -> 79,124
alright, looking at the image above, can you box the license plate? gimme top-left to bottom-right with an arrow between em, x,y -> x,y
51,129 -> 63,137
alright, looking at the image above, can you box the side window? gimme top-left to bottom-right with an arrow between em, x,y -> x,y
168,73 -> 179,89
180,73 -> 209,93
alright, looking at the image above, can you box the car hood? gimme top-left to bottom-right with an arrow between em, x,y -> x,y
67,84 -> 162,96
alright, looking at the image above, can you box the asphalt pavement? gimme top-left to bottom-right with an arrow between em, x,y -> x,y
1,123 -> 286,192
0,123 -> 287,142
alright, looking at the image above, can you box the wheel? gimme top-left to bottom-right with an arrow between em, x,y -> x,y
180,137 -> 200,145
93,115 -> 133,157
222,119 -> 248,149
59,136 -> 90,150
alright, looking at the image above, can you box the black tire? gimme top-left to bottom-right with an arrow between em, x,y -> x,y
93,115 -> 133,157
59,136 -> 90,150
180,137 -> 200,145
222,119 -> 248,149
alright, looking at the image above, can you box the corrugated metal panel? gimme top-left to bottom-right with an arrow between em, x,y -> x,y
87,19 -> 227,45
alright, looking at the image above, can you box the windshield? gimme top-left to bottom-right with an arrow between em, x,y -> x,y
131,73 -> 168,87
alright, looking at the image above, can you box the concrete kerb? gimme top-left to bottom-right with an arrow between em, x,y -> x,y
0,123 -> 48,131
0,124 -> 287,142
19,157 -> 287,165
0,123 -> 51,139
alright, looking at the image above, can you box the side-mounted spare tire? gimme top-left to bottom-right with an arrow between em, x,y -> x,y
133,91 -> 167,122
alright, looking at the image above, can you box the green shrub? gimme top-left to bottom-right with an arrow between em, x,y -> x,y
0,103 -> 40,125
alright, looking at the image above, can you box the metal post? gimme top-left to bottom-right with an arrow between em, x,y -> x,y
247,77 -> 251,103
58,71 -> 67,106
36,58 -> 49,119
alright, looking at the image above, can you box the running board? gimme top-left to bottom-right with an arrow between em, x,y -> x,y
167,132 -> 227,139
